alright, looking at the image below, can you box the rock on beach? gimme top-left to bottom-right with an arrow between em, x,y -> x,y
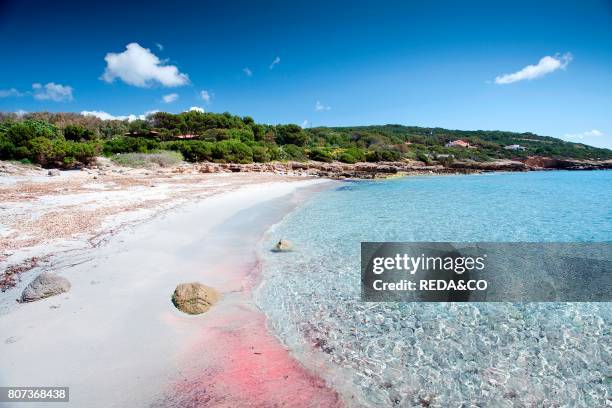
272,239 -> 293,252
171,282 -> 220,315
20,272 -> 71,303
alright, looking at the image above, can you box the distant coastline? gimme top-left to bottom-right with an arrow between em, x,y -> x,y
164,156 -> 612,179
1,111 -> 611,174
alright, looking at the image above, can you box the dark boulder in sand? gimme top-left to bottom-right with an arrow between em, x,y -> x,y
20,272 -> 71,302
272,239 -> 293,252
171,282 -> 220,315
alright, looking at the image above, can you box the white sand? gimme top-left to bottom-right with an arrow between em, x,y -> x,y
0,179 -> 329,407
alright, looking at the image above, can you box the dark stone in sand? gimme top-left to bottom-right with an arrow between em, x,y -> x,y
20,272 -> 71,302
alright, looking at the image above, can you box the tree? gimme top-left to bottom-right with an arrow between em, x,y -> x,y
149,112 -> 184,131
64,125 -> 95,141
7,120 -> 59,146
275,124 -> 308,146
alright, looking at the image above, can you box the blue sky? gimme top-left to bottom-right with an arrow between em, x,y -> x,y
1,0 -> 611,148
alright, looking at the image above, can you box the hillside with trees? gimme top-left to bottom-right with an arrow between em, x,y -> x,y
0,111 -> 610,168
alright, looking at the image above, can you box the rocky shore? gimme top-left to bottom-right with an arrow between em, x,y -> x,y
184,157 -> 612,179
2,155 -> 609,182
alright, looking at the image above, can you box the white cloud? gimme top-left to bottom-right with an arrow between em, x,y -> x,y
494,53 -> 572,84
200,90 -> 211,103
301,120 -> 309,128
243,67 -> 252,76
162,93 -> 179,103
80,110 -> 158,122
101,42 -> 190,87
0,88 -> 23,98
561,129 -> 611,149
81,110 -> 130,121
563,129 -> 604,140
32,82 -> 74,101
314,100 -> 331,112
155,43 -> 164,51
269,56 -> 280,69
187,106 -> 205,113
15,109 -> 28,117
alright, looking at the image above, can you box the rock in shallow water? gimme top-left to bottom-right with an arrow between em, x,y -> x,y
20,272 -> 71,302
272,239 -> 293,252
171,282 -> 220,315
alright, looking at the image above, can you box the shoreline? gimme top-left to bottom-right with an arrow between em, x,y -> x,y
151,180 -> 344,408
250,171 -> 612,407
1,160 -> 609,407
0,169 -> 343,407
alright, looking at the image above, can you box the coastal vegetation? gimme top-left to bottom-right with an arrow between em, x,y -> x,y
110,151 -> 183,168
0,111 -> 610,168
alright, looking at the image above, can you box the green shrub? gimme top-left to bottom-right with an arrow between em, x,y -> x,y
280,144 -> 307,161
337,147 -> 366,163
267,145 -> 282,161
227,128 -> 255,142
14,146 -> 31,159
0,134 -> 16,159
103,137 -> 159,155
212,140 -> 253,163
161,141 -> 214,162
111,151 -> 183,168
275,124 -> 308,146
28,137 -> 54,165
7,120 -> 59,146
202,129 -> 230,141
64,125 -> 96,141
308,148 -> 334,162
436,155 -> 454,165
26,137 -> 100,167
366,148 -> 401,162
252,145 -> 271,162
62,140 -> 100,165
417,153 -> 431,164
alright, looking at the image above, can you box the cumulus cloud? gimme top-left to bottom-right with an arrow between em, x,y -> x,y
162,93 -> 179,103
200,90 -> 211,103
32,82 -> 74,101
314,100 -> 331,112
0,88 -> 23,98
269,56 -> 280,69
494,53 -> 572,84
101,42 -> 190,87
80,109 -> 158,122
187,106 -> 205,113
243,67 -> 253,76
301,120 -> 309,128
15,109 -> 28,117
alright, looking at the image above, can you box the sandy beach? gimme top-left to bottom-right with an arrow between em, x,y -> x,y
0,161 -> 342,407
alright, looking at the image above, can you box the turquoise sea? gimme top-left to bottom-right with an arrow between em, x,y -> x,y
257,171 -> 611,407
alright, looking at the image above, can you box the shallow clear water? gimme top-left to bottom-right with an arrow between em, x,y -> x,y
257,171 -> 611,407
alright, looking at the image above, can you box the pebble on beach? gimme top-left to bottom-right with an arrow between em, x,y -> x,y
171,282 -> 220,315
20,272 -> 71,303
272,239 -> 293,252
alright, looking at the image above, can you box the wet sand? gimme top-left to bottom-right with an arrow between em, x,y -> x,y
0,178 -> 342,407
